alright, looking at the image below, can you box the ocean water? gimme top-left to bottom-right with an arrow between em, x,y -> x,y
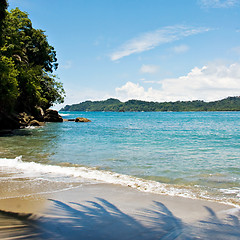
0,111 -> 240,206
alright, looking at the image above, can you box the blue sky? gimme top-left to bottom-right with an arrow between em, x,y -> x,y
8,0 -> 240,108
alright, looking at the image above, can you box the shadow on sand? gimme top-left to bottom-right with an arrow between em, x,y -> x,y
0,198 -> 239,239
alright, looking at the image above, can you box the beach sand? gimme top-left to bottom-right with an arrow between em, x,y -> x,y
0,183 -> 239,239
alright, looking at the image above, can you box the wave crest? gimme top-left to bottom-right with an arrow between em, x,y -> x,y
0,156 -> 239,207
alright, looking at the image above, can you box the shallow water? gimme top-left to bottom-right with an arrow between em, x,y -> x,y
0,111 -> 240,206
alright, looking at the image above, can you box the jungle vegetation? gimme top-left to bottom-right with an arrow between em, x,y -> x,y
0,0 -> 65,116
61,97 -> 240,112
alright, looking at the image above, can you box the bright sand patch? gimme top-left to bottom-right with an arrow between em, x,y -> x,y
0,183 -> 239,239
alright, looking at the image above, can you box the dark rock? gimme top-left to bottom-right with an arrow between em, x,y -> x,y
34,106 -> 45,121
75,117 -> 91,122
0,112 -> 20,130
1,108 -> 63,130
18,112 -> 34,126
44,109 -> 63,122
63,118 -> 91,122
29,120 -> 45,126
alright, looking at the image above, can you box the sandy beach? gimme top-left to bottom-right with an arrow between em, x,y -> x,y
2,0 -> 240,239
0,183 -> 239,240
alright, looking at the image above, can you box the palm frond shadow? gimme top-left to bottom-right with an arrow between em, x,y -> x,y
0,210 -> 41,239
192,206 -> 240,239
138,201 -> 185,239
0,199 -> 239,240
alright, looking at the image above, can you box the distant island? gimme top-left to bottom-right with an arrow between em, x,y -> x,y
60,96 -> 240,112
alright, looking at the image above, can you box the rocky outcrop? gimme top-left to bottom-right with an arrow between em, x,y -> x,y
0,112 -> 20,130
29,120 -> 45,126
0,108 -> 91,133
64,117 -> 91,122
34,106 -> 45,121
0,108 -> 62,132
43,109 -> 63,122
0,111 -> 45,132
18,112 -> 35,127
75,117 -> 91,122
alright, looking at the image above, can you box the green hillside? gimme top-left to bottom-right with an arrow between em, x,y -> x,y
61,97 -> 240,112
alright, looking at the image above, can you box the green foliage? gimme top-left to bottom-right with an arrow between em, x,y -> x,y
39,73 -> 65,109
0,56 -> 18,111
61,97 -> 240,112
0,6 -> 65,115
0,0 -> 8,47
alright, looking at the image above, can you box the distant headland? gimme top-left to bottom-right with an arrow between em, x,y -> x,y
60,96 -> 240,112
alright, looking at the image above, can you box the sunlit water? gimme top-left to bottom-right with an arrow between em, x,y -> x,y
0,111 -> 239,206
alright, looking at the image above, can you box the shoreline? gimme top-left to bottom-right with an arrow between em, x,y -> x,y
0,183 -> 239,239
1,156 -> 239,209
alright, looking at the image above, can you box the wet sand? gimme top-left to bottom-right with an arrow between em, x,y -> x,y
0,183 -> 240,239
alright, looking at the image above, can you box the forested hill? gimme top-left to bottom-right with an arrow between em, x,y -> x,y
61,97 -> 240,112
0,2 -> 65,130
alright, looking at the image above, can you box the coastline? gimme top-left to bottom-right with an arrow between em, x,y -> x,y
0,183 -> 239,239
1,156 -> 239,209
1,111 -> 240,239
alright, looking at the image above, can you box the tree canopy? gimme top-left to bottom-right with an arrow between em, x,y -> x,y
61,97 -> 240,112
0,4 -> 65,115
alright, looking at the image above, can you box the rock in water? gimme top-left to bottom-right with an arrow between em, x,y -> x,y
29,120 -> 45,126
44,109 -> 63,122
75,117 -> 91,122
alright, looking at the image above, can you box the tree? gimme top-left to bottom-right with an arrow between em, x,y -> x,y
0,55 -> 18,112
0,0 -> 8,47
0,6 -> 65,115
0,0 -> 18,112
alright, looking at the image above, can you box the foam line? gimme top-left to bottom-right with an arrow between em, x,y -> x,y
0,156 -> 239,207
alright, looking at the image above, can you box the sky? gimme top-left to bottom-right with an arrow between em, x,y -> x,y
8,0 -> 240,109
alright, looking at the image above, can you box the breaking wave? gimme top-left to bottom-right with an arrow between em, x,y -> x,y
0,156 -> 239,207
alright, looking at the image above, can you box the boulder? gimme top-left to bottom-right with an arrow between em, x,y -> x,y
18,112 -> 34,127
29,120 -> 45,126
44,109 -> 63,122
75,117 -> 91,122
34,106 -> 45,121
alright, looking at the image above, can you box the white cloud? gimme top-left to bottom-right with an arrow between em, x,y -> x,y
140,64 -> 159,74
110,25 -> 210,61
199,0 -> 238,8
115,63 -> 240,102
171,44 -> 189,54
140,78 -> 157,84
116,82 -> 146,100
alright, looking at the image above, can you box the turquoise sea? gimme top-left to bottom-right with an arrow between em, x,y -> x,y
0,111 -> 240,206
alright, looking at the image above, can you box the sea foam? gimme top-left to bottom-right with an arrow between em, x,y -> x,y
0,156 -> 239,207
0,156 -> 194,197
